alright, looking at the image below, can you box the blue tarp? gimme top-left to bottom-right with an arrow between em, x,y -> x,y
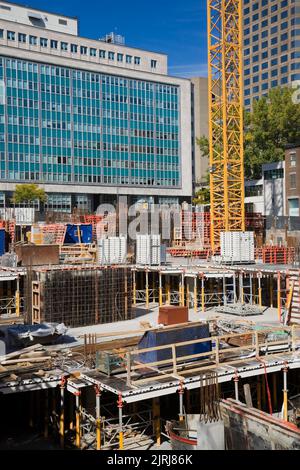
64,224 -> 93,244
0,229 -> 5,256
136,324 -> 211,365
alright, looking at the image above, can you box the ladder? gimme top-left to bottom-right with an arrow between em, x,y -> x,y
287,269 -> 300,325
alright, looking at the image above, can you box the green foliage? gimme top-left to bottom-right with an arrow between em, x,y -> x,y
245,87 -> 300,178
196,86 -> 300,180
13,184 -> 47,204
193,187 -> 210,206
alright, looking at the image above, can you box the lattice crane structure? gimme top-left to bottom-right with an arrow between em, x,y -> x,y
207,0 -> 245,251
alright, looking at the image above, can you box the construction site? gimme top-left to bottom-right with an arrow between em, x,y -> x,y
0,0 -> 299,453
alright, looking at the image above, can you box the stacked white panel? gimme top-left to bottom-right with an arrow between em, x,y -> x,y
98,236 -> 127,265
136,235 -> 161,266
220,232 -> 255,263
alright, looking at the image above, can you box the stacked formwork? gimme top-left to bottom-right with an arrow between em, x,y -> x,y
31,266 -> 132,327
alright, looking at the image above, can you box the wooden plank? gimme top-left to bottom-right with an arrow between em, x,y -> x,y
1,356 -> 52,366
243,384 -> 253,408
0,344 -> 44,362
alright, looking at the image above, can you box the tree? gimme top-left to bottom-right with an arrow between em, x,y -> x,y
12,184 -> 47,205
197,86 -> 300,180
244,87 -> 300,178
192,187 -> 210,206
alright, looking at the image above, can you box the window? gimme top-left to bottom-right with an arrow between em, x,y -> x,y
271,69 -> 278,77
59,19 -> 68,25
117,53 -> 123,62
51,40 -> 58,49
108,51 -> 115,60
290,173 -> 297,189
262,62 -> 268,70
90,48 -> 97,57
40,38 -> 48,47
99,49 -> 106,58
288,199 -> 299,217
271,80 -> 278,87
290,153 -> 297,167
80,46 -> 87,55
126,55 -> 132,64
61,42 -> 68,51
262,72 -> 268,80
18,33 -> 26,43
7,31 -> 15,41
134,57 -> 141,65
271,26 -> 278,35
71,44 -> 78,53
29,35 -> 37,45
281,65 -> 288,74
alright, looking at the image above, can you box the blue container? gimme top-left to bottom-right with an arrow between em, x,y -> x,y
136,324 -> 211,365
64,224 -> 93,244
0,229 -> 5,256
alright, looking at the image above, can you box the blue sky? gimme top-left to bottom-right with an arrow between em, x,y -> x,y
11,0 -> 208,78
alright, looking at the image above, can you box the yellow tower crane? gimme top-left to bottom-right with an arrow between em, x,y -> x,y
207,0 -> 245,251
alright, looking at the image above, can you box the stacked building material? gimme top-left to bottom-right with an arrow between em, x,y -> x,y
31,266 -> 132,327
98,237 -> 127,265
136,235 -> 162,265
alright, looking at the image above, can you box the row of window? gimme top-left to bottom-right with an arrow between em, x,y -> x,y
0,29 -> 158,69
244,10 -> 290,25
245,65 -> 289,78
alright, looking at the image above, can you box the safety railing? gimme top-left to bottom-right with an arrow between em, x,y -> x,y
0,296 -> 25,317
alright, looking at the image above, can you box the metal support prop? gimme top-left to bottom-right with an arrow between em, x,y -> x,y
239,272 -> 244,303
146,271 -> 149,310
152,397 -> 161,446
277,272 -> 282,322
178,382 -> 185,422
233,274 -> 237,303
250,274 -> 253,305
75,391 -> 81,449
222,274 -> 227,306
133,270 -> 136,307
95,386 -> 101,451
194,277 -> 198,313
166,277 -> 171,305
201,276 -> 205,312
180,274 -> 185,307
15,276 -> 20,316
234,372 -> 239,401
258,274 -> 262,307
270,275 -> 273,308
60,377 -> 66,448
186,282 -> 190,308
117,394 -> 124,450
159,272 -> 163,306
283,366 -> 289,422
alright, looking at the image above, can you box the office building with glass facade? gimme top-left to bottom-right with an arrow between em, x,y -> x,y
243,0 -> 300,110
0,1 -> 192,212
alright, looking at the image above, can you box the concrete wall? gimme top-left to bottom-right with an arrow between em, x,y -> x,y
0,1 -> 78,35
285,146 -> 300,216
191,77 -> 209,190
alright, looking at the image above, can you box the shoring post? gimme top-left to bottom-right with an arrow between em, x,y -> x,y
277,271 -> 282,322
270,275 -> 274,308
126,352 -> 132,386
239,272 -> 244,303
194,277 -> 198,313
159,272 -> 163,306
117,394 -> 124,450
250,274 -> 253,305
59,376 -> 66,448
15,276 -> 20,316
133,270 -> 136,307
215,337 -> 220,365
95,386 -> 101,451
201,275 -> 205,312
146,270 -> 149,310
186,281 -> 190,308
180,274 -> 185,307
233,371 -> 239,401
152,272 -> 156,303
258,273 -> 262,307
75,391 -> 81,449
178,382 -> 185,422
152,397 -> 161,447
222,274 -> 227,306
166,277 -> 171,305
282,364 -> 289,422
233,273 -> 237,303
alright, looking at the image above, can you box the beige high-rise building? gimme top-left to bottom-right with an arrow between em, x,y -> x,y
243,0 -> 300,110
191,77 -> 209,191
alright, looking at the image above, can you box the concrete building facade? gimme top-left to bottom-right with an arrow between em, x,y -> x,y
0,1 -> 193,212
191,77 -> 209,191
285,144 -> 300,216
243,0 -> 300,110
